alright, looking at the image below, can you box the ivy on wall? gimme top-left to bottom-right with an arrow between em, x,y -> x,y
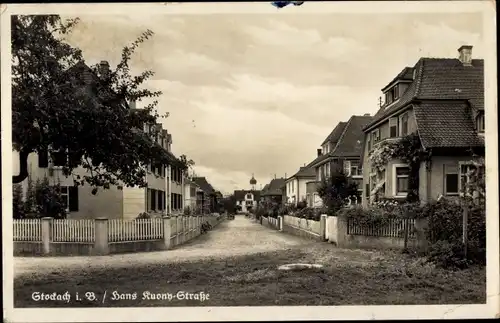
368,131 -> 431,203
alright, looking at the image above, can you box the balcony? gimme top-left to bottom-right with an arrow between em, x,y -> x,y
369,136 -> 402,153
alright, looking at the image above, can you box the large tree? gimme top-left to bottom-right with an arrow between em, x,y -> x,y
12,15 -> 185,192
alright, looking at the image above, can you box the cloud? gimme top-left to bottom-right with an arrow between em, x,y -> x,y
59,12 -> 484,193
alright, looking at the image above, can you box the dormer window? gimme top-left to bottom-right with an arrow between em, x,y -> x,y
476,112 -> 485,133
384,85 -> 399,106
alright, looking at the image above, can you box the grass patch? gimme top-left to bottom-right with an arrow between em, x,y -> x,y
14,245 -> 485,307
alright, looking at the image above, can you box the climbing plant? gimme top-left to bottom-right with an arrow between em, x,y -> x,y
368,131 -> 431,203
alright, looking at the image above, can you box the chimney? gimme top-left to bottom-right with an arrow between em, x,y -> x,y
129,100 -> 136,109
99,60 -> 110,78
458,45 -> 473,66
317,148 -> 322,157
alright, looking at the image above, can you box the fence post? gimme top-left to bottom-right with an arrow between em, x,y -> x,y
94,218 -> 109,255
162,215 -> 171,249
175,215 -> 181,245
320,214 -> 327,241
41,217 -> 52,255
189,215 -> 193,240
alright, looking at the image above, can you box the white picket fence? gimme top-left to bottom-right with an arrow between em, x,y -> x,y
52,219 -> 95,242
108,218 -> 164,242
13,219 -> 42,242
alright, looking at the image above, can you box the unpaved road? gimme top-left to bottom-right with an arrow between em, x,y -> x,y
14,216 -> 313,278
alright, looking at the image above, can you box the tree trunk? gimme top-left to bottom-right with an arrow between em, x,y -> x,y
13,148 -> 31,184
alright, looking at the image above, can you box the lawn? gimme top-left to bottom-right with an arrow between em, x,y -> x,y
14,244 -> 486,307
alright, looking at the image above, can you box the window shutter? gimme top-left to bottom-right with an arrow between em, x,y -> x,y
389,118 -> 398,138
38,149 -> 49,168
68,186 -> 79,211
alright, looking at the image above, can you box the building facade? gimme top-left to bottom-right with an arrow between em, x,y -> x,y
361,45 -> 484,207
285,166 -> 315,206
306,114 -> 372,207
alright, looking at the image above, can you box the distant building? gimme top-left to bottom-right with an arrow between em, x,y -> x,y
285,165 -> 316,206
260,177 -> 286,205
234,190 -> 260,213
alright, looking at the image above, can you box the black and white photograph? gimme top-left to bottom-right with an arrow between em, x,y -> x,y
1,1 -> 498,321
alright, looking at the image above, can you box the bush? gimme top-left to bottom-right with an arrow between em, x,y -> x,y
13,184 -> 25,219
136,212 -> 151,219
428,240 -> 470,270
422,198 -> 485,268
294,207 -> 323,221
184,206 -> 192,215
296,200 -> 307,210
17,176 -> 67,219
317,171 -> 359,215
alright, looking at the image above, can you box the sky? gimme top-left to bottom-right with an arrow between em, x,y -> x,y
59,5 -> 484,195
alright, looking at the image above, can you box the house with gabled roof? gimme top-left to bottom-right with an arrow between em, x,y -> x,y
234,189 -> 261,213
261,177 -> 286,205
306,114 -> 373,207
361,45 -> 485,207
285,165 -> 316,206
192,176 -> 219,213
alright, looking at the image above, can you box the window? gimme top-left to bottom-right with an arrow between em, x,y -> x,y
157,190 -> 163,211
246,193 -> 252,199
292,181 -> 295,193
444,164 -> 459,195
385,91 -> 392,105
395,166 -> 409,196
151,189 -> 157,210
350,160 -> 361,176
392,85 -> 399,101
365,183 -> 370,198
343,160 -> 351,176
190,187 -> 196,197
38,149 -> 49,168
367,136 -> 371,151
400,113 -> 409,136
389,117 -> 398,138
52,150 -> 67,167
371,129 -> 381,144
59,186 -> 78,212
477,113 -> 485,133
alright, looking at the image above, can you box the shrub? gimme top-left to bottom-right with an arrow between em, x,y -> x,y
294,207 -> 322,221
296,200 -> 307,210
422,198 -> 485,268
30,177 -> 67,219
184,206 -> 192,215
136,212 -> 151,219
13,184 -> 25,219
317,170 -> 359,215
428,240 -> 470,270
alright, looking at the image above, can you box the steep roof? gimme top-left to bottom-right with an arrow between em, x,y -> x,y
308,115 -> 372,167
261,178 -> 285,196
331,115 -> 373,157
321,122 -> 347,146
289,166 -> 316,180
365,57 -> 484,131
192,177 -> 215,194
413,101 -> 484,148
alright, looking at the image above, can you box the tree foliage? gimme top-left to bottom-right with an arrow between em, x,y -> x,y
317,170 -> 359,215
12,15 -> 185,192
